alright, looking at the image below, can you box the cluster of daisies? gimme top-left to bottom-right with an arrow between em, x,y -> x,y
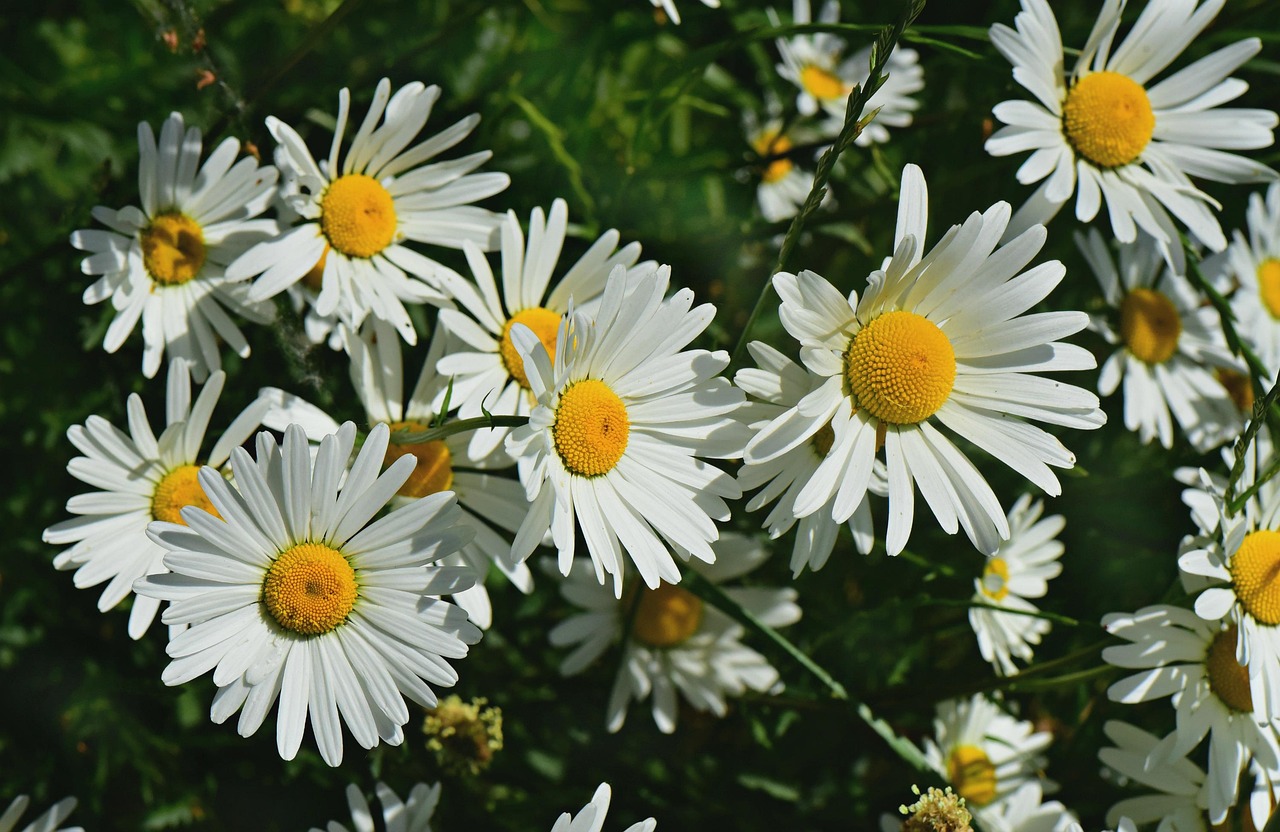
29,0 -> 1280,828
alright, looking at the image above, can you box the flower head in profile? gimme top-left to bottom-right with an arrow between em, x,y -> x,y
743,164 -> 1103,557
506,265 -> 749,595
550,783 -> 656,832
987,0 -> 1278,269
309,782 -> 440,832
1221,182 -> 1280,375
43,358 -> 268,638
549,534 -> 799,734
135,422 -> 480,766
0,796 -> 81,832
228,78 -> 509,345
71,112 -> 278,379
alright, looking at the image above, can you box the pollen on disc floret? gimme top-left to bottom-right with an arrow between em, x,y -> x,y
845,310 -> 957,425
262,542 -> 359,636
320,174 -> 398,259
1061,71 -> 1155,169
552,379 -> 630,477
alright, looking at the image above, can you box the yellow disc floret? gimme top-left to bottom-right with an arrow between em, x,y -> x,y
1206,625 -> 1253,713
301,247 -> 329,292
801,65 -> 847,101
263,542 -> 358,636
1257,259 -> 1280,320
385,420 -> 454,498
552,379 -> 630,477
846,311 -> 956,425
632,582 -> 704,648
320,174 -> 397,258
500,307 -> 562,389
1120,288 -> 1181,365
151,464 -> 220,525
979,557 -> 1010,602
751,130 -> 795,184
141,212 -> 206,285
1062,71 -> 1155,168
1231,530 -> 1280,626
810,422 -> 836,458
946,745 -> 997,807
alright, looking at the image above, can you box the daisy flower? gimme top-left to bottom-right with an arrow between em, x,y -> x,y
769,0 -> 923,146
506,264 -> 749,594
227,78 -> 509,345
551,783 -> 656,832
0,796 -> 81,832
743,164 -> 1104,557
71,111 -> 278,380
968,493 -> 1065,676
735,340 -> 885,576
1221,182 -> 1280,374
978,782 -> 1078,832
987,0 -> 1278,269
43,358 -> 268,639
548,534 -> 800,734
310,782 -> 440,832
746,119 -> 815,223
256,322 -> 532,630
1102,604 -> 1280,823
921,693 -> 1054,823
647,0 -> 717,25
1079,228 -> 1241,451
435,198 -> 652,461
134,422 -> 481,766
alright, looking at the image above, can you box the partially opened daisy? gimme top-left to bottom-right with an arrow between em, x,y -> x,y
1102,604 -> 1280,823
987,0 -> 1278,268
746,119 -> 815,223
43,358 -> 268,639
921,693 -> 1054,824
0,796 -> 81,832
769,0 -> 922,145
1079,228 -> 1241,451
743,164 -> 1104,556
506,265 -> 749,594
736,340 -> 884,576
436,198 -> 651,460
310,782 -> 440,832
256,322 -> 533,629
135,422 -> 481,766
968,494 -> 1065,676
647,0 -> 716,25
72,111 -> 278,379
548,534 -> 800,734
551,783 -> 656,832
1222,182 -> 1280,374
227,78 -> 509,344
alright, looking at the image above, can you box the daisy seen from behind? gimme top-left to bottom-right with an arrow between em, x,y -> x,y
968,493 -> 1065,676
986,0 -> 1278,268
506,264 -> 750,595
72,111 -> 278,380
256,322 -> 533,630
435,198 -> 651,461
0,797 -> 81,832
548,534 -> 800,734
743,163 -> 1104,557
1222,182 -> 1280,374
1079,228 -> 1241,452
43,358 -> 268,639
310,782 -> 440,832
227,78 -> 509,345
134,422 -> 481,766
769,0 -> 922,146
1102,604 -> 1280,823
551,783 -> 655,832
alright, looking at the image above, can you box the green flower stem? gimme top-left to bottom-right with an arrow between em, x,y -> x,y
391,415 -> 530,445
916,596 -> 1086,628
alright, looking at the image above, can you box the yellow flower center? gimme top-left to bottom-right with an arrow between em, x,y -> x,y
810,422 -> 835,458
1257,259 -> 1280,320
946,745 -> 997,807
1120,288 -> 1181,365
1062,71 -> 1155,168
1216,368 -> 1255,415
751,130 -> 795,184
262,542 -> 357,636
141,212 -> 206,285
301,247 -> 329,292
1206,625 -> 1253,713
632,582 -> 704,648
385,420 -> 454,499
846,311 -> 956,426
500,307 -> 562,390
553,379 -> 630,477
1231,530 -> 1280,626
980,557 -> 1010,602
801,65 -> 848,101
151,464 -> 220,525
320,174 -> 397,259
